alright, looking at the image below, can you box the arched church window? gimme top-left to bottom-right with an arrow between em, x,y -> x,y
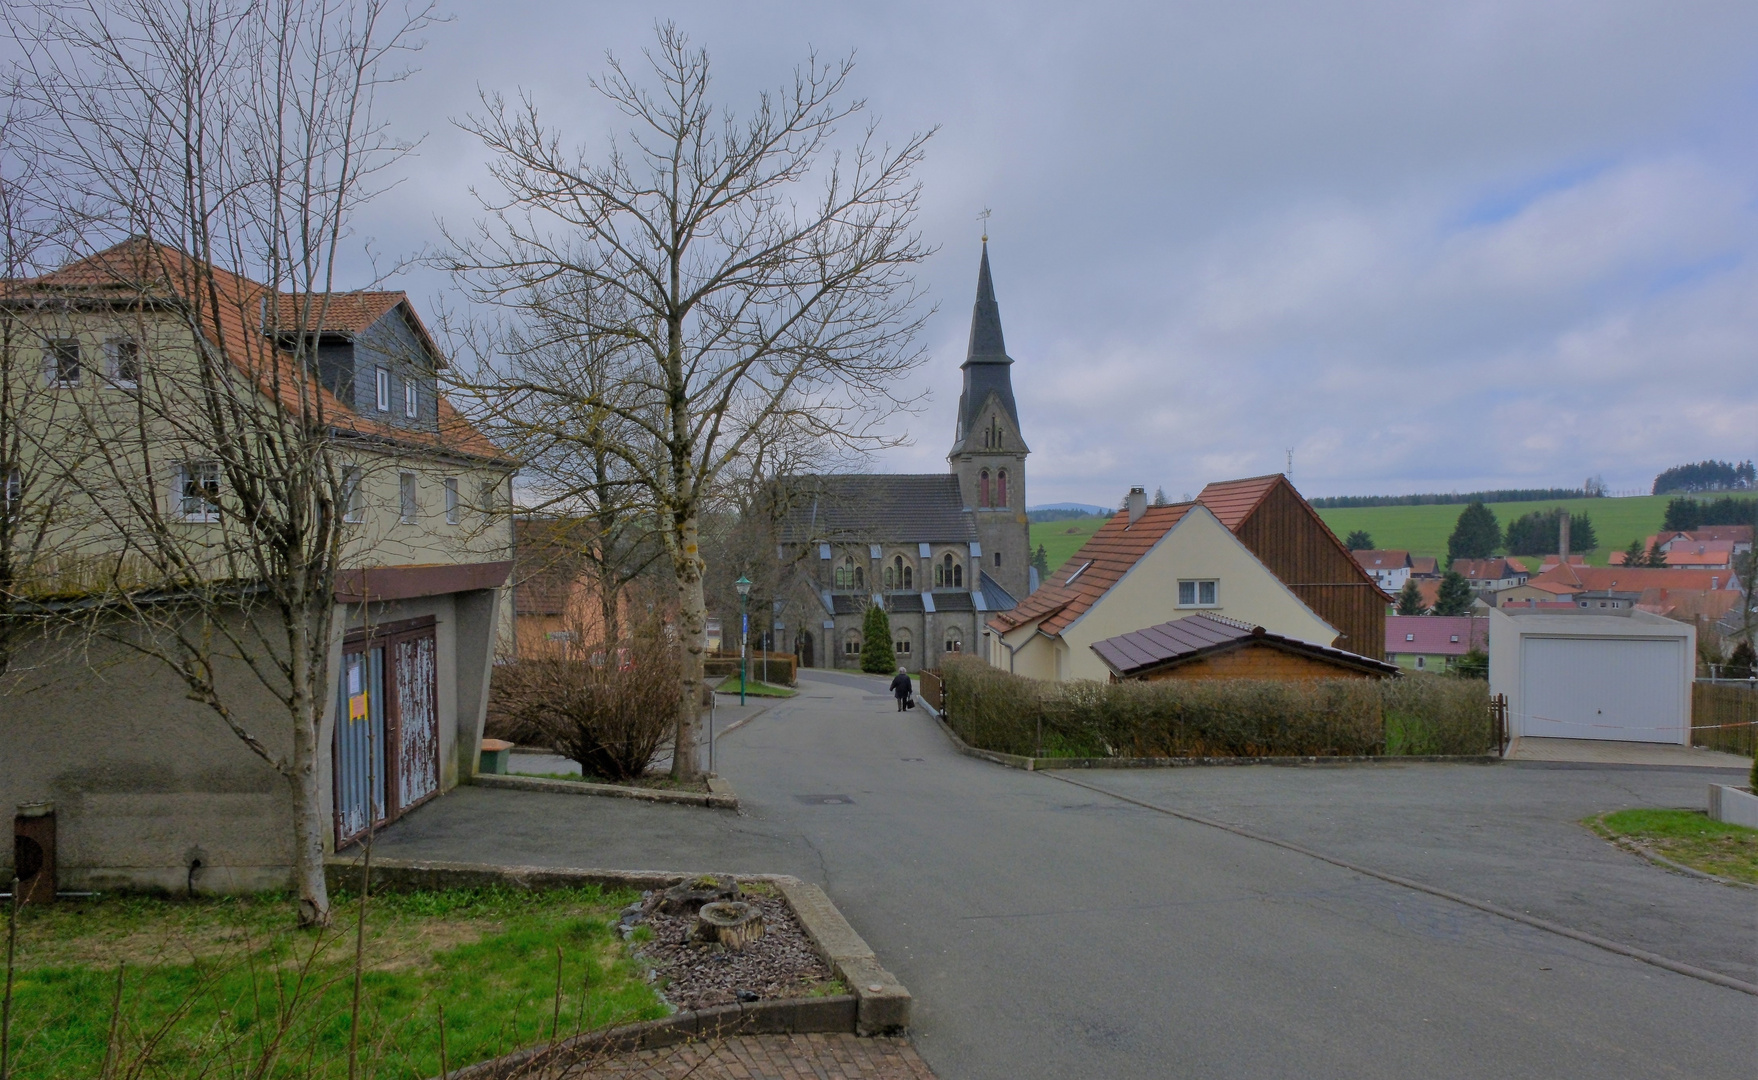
884,565 -> 894,589
955,561 -> 963,588
944,631 -> 962,654
855,564 -> 864,589
997,469 -> 1009,507
979,470 -> 990,507
891,554 -> 912,591
836,556 -> 855,589
844,633 -> 861,656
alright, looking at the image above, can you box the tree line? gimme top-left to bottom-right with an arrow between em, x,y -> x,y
1652,460 -> 1755,495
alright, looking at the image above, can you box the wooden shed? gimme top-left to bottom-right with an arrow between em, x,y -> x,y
1091,613 -> 1400,682
1199,475 -> 1391,659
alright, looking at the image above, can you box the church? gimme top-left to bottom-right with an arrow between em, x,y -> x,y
778,242 -> 1032,671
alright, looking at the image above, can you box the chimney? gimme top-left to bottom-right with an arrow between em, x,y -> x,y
1126,486 -> 1147,525
1558,510 -> 1571,561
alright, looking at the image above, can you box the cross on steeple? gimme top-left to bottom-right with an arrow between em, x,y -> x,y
978,207 -> 991,243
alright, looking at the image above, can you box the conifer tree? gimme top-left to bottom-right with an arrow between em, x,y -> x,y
860,603 -> 897,674
1031,544 -> 1050,580
1395,578 -> 1427,616
1622,538 -> 1645,566
1345,530 -> 1374,551
1433,571 -> 1475,616
1446,502 -> 1501,564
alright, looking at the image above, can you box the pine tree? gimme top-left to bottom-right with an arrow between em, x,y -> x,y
1433,570 -> 1475,616
1151,486 -> 1169,506
1446,502 -> 1501,564
1395,578 -> 1427,615
1345,530 -> 1373,551
1621,538 -> 1645,566
1726,638 -> 1756,679
860,603 -> 897,674
1031,544 -> 1050,580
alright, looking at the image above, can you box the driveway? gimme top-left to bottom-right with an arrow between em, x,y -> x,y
375,670 -> 1758,1080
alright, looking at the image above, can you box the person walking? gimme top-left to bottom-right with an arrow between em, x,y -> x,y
889,666 -> 913,711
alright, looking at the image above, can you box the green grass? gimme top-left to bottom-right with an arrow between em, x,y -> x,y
1030,514 -> 1112,575
713,674 -> 797,697
1314,495 -> 1675,567
2,886 -> 664,1079
1588,808 -> 1758,884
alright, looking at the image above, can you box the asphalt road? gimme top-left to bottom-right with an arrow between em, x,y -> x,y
376,669 -> 1758,1079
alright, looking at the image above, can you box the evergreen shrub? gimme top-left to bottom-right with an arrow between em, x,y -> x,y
939,657 -> 1492,758
860,603 -> 897,674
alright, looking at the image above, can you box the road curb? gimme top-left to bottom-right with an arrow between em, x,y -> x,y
473,771 -> 739,809
919,699 -> 1499,770
324,858 -> 912,1044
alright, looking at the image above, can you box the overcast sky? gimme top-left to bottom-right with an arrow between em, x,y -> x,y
362,0 -> 1758,506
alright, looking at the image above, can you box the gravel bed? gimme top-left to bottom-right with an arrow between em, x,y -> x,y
629,888 -> 836,1011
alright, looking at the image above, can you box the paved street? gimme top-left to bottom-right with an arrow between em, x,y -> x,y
377,670 -> 1758,1079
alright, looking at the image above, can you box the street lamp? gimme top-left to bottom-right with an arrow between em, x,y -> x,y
734,575 -> 752,706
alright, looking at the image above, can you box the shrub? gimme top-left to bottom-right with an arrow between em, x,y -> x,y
939,657 -> 1493,759
486,621 -> 680,780
860,603 -> 896,674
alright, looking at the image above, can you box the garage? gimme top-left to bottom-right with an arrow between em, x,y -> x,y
1488,608 -> 1694,745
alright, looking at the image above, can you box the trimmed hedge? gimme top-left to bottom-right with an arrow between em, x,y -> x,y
939,657 -> 1492,759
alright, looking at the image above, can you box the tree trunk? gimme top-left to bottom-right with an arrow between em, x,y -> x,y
670,506 -> 705,782
288,602 -> 332,928
692,901 -> 764,952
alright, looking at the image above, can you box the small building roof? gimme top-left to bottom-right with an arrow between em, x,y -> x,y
1453,558 -> 1526,581
1353,550 -> 1411,571
1409,556 -> 1439,576
1092,613 -> 1398,680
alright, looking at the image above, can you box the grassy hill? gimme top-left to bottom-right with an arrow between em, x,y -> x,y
1314,495 -> 1673,568
1029,495 -> 1675,577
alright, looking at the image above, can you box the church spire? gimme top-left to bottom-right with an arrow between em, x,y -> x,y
965,241 -> 1009,364
950,241 -> 1022,455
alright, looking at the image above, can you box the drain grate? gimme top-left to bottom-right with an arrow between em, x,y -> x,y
793,794 -> 855,805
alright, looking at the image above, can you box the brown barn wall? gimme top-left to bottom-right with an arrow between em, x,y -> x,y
1234,484 -> 1387,659
1142,643 -> 1380,681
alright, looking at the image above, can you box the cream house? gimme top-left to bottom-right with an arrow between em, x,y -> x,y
985,499 -> 1337,682
1,240 -> 515,894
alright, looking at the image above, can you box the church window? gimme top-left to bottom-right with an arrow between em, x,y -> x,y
884,565 -> 894,589
835,556 -> 856,589
890,554 -> 912,591
937,553 -> 963,589
979,470 -> 990,507
997,469 -> 1009,507
856,564 -> 864,589
944,632 -> 962,654
844,634 -> 861,656
894,632 -> 912,656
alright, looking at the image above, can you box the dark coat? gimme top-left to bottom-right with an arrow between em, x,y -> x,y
889,672 -> 913,699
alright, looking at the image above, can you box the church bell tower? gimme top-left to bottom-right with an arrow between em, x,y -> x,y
949,242 -> 1031,598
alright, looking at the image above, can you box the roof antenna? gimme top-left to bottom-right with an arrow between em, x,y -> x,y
978,207 -> 991,243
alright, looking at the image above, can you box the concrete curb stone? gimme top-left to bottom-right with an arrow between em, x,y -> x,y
472,771 -> 739,809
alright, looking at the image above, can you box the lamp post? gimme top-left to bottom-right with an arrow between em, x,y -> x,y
735,575 -> 752,706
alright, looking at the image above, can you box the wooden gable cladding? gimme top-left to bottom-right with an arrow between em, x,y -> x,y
1135,642 -> 1384,682
1205,476 -> 1390,659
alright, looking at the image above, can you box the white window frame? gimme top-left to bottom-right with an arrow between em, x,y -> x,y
176,461 -> 221,522
398,471 -> 418,523
3,466 -> 20,515
404,378 -> 418,419
44,339 -> 80,387
106,337 -> 140,389
375,367 -> 391,412
1177,579 -> 1219,608
341,467 -> 365,523
443,477 -> 460,524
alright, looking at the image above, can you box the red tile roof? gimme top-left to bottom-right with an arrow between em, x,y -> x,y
11,240 -> 507,463
989,503 -> 1194,637
1195,474 -> 1282,531
1633,587 -> 1743,622
1453,558 -> 1525,582
1384,615 -> 1487,656
1353,549 -> 1410,571
1409,556 -> 1438,576
1530,564 -> 1743,593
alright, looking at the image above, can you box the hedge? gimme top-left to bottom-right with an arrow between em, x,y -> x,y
939,656 -> 1492,759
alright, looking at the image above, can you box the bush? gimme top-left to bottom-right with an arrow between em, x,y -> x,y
860,603 -> 896,674
486,623 -> 680,780
939,657 -> 1493,759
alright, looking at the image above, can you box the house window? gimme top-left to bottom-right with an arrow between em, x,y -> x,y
1416,656 -> 1426,669
44,340 -> 80,386
443,477 -> 460,523
375,367 -> 391,411
996,469 -> 1008,507
404,379 -> 419,419
399,472 -> 417,523
1449,635 -> 1459,643
844,635 -> 861,656
1406,633 -> 1416,642
979,469 -> 990,507
341,467 -> 365,523
107,338 -> 140,388
1178,579 -> 1218,607
993,551 -> 1001,567
478,478 -> 501,516
176,461 -> 221,521
3,466 -> 19,516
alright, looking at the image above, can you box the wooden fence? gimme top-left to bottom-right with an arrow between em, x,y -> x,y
1692,681 -> 1758,757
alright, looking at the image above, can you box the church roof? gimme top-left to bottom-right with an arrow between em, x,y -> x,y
949,242 -> 1022,455
780,474 -> 978,545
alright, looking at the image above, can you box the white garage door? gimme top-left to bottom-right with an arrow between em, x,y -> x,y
1519,636 -> 1686,743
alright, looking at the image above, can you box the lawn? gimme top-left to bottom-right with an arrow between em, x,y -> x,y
1,886 -> 664,1079
1588,808 -> 1758,885
1314,494 -> 1675,567
1030,514 -> 1112,576
713,674 -> 797,697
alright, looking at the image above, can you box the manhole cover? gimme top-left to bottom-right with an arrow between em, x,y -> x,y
794,794 -> 855,805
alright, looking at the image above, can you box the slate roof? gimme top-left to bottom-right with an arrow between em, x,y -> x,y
948,242 -> 1023,454
268,290 -> 447,369
779,474 -> 978,544
1091,613 -> 1398,679
978,571 -> 1018,612
830,594 -> 869,616
933,591 -> 976,612
989,503 -> 1194,637
886,592 -> 925,614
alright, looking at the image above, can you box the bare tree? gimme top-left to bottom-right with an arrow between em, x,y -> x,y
8,0 -> 434,926
444,23 -> 934,778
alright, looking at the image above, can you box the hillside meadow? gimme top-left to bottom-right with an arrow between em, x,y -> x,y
1029,494 -> 1677,576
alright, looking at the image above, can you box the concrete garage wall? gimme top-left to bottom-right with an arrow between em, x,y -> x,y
1488,608 -> 1694,745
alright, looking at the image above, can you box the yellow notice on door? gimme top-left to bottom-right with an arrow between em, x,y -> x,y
349,693 -> 368,720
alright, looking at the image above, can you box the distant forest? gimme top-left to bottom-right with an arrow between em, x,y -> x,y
1663,496 -> 1758,531
1311,486 -> 1596,509
1652,460 -> 1755,495
1027,507 -> 1111,522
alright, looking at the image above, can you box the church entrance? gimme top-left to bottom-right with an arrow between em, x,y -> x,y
794,629 -> 816,669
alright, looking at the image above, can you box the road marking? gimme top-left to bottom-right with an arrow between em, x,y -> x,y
1045,770 -> 1758,998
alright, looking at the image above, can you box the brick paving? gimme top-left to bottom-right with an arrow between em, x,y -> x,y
557,1033 -> 938,1079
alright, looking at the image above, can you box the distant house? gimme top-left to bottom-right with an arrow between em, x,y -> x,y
985,497 -> 1338,682
1660,526 -> 1752,554
1533,554 -> 1587,574
1453,558 -> 1529,594
1408,556 -> 1440,580
1499,564 -> 1745,609
1608,540 -> 1736,571
1384,615 -> 1488,672
1092,613 -> 1397,682
1352,550 -> 1412,592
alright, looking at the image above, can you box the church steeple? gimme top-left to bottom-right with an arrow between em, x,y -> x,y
951,241 -> 1023,454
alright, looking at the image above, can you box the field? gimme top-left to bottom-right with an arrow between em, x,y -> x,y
1030,494 -> 1677,576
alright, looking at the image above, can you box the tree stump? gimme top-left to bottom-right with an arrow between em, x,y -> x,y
658,874 -> 739,916
692,901 -> 765,952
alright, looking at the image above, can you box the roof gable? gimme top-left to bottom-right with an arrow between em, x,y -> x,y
989,503 -> 1192,636
1198,473 -> 1384,594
